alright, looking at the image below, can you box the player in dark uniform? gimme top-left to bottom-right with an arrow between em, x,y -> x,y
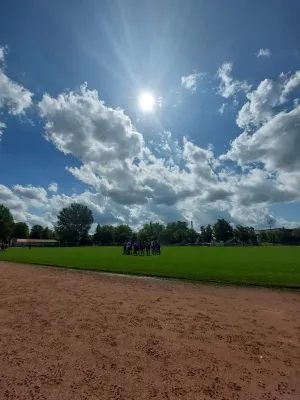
133,240 -> 139,256
140,241 -> 144,255
156,240 -> 161,255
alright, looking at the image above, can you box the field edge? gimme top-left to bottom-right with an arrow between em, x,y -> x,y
1,260 -> 300,291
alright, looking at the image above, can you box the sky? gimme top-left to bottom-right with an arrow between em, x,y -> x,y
1,0 -> 300,231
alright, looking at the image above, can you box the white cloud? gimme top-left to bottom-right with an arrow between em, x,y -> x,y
12,184 -> 48,209
231,168 -> 299,206
0,46 -> 5,63
39,84 -> 144,163
0,46 -> 33,138
236,79 -> 281,130
1,57 -> 299,230
0,70 -> 33,115
280,70 -> 300,103
0,184 -> 26,213
38,85 -> 210,207
222,67 -> 300,182
224,105 -> 300,173
150,131 -> 183,166
181,72 -> 204,92
0,121 -> 6,138
221,68 -> 300,219
218,103 -> 227,115
13,184 -> 47,202
34,79 -> 300,229
217,63 -> 251,98
48,182 -> 58,193
257,48 -> 271,58
234,70 -> 300,131
1,167 -> 299,230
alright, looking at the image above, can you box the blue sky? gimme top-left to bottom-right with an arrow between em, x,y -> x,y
1,0 -> 300,230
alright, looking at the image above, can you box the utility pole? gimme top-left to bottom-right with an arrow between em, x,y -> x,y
267,218 -> 275,245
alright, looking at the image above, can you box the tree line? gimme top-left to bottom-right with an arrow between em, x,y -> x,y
258,227 -> 300,244
1,203 -> 300,245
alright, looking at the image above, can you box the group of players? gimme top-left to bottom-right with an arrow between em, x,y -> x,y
123,240 -> 161,256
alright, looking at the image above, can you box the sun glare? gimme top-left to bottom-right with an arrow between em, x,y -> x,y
139,92 -> 154,111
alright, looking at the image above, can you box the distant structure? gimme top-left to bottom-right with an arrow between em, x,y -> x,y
11,239 -> 58,247
191,221 -> 194,230
267,218 -> 275,230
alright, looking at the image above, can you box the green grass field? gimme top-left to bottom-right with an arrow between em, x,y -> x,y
1,246 -> 299,288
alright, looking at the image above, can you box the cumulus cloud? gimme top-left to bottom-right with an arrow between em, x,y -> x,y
0,121 -> 6,138
257,48 -> 271,58
231,168 -> 299,206
235,70 -> 300,131
217,63 -> 251,98
12,184 -> 48,209
223,67 -> 300,181
39,84 -> 144,163
225,105 -> 300,173
0,46 -> 33,138
280,70 -> 300,103
236,79 -> 281,130
0,67 -> 33,116
0,46 -> 5,63
13,184 -> 47,201
1,56 -> 299,229
48,182 -> 58,193
218,103 -> 227,115
0,184 -> 26,213
33,77 -> 300,228
181,72 -> 204,92
2,169 -> 300,230
38,84 -> 218,207
220,67 -> 300,221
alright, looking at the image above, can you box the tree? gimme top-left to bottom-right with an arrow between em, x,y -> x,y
0,204 -> 14,242
200,225 -> 213,243
42,227 -> 56,240
234,225 -> 250,244
93,224 -> 102,244
93,224 -> 114,245
248,227 -> 258,245
30,224 -> 45,239
139,222 -> 165,242
98,225 -> 114,245
160,221 -> 190,244
56,203 -> 94,243
234,226 -> 258,245
274,227 -> 293,244
292,228 -> 300,243
113,224 -> 133,243
259,230 -> 268,243
234,225 -> 247,244
265,229 -> 275,243
199,226 -> 204,243
12,222 -> 29,239
131,232 -> 138,242
213,219 -> 234,243
189,228 -> 198,243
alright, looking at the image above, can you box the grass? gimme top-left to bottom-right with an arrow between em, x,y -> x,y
1,246 -> 300,288
0,246 -> 300,288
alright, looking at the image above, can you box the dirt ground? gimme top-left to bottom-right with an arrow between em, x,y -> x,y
0,262 -> 299,400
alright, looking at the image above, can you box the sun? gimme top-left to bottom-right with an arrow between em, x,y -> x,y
139,92 -> 154,111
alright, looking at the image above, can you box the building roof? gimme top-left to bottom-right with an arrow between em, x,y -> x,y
14,239 -> 58,243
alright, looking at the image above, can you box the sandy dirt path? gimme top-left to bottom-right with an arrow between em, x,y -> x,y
0,262 -> 299,400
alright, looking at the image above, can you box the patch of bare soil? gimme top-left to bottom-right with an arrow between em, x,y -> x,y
0,262 -> 299,400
